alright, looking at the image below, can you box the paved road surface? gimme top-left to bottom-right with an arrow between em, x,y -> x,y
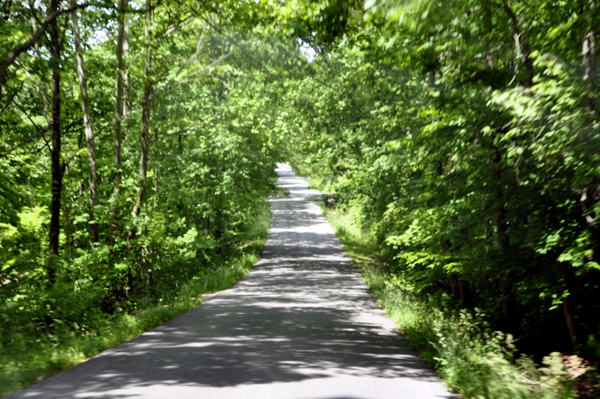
11,164 -> 456,399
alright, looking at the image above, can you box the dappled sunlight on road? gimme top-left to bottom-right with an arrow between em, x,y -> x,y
12,163 -> 456,399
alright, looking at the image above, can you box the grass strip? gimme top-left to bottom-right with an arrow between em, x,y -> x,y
318,204 -> 439,363
317,201 -> 579,399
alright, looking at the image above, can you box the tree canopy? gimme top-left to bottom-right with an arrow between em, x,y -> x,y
281,0 -> 600,360
1,0 -> 599,395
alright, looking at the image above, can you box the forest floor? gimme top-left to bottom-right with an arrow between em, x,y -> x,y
6,163 -> 454,399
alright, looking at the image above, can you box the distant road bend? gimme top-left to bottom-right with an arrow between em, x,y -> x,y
11,164 -> 456,399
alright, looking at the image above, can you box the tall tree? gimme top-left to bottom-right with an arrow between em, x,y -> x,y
109,0 -> 127,233
122,0 -> 131,138
129,0 -> 153,240
582,1 -> 596,82
70,0 -> 98,245
48,0 -> 62,284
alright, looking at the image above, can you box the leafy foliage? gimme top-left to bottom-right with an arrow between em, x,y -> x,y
2,0 -> 600,397
283,1 -> 600,394
0,1 -> 286,392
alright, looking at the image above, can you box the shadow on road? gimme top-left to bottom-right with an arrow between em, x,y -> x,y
11,164 -> 457,399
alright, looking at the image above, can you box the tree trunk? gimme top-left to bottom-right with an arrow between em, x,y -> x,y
582,1 -> 596,82
583,1 -> 596,116
122,0 -> 131,138
62,166 -> 73,255
205,157 -> 212,236
449,273 -> 460,302
48,0 -> 62,285
204,198 -> 210,235
497,188 -> 513,333
139,0 -> 152,211
428,69 -> 435,88
495,187 -> 508,250
108,0 -> 126,234
501,0 -> 534,86
458,278 -> 473,309
128,0 -> 152,241
153,126 -> 158,206
491,136 -> 513,332
583,32 -> 596,80
561,264 -> 579,348
215,188 -> 223,255
482,0 -> 494,70
70,0 -> 98,245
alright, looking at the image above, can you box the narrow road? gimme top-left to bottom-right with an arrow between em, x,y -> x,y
11,164 -> 456,399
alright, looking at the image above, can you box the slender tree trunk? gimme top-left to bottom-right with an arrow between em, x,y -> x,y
62,165 -> 72,255
205,157 -> 212,235
583,32 -> 596,80
109,0 -> 126,234
428,69 -> 435,88
482,1 -> 494,70
449,273 -> 460,302
485,49 -> 494,70
122,0 -> 131,138
497,190 -> 513,332
128,0 -> 152,241
491,137 -> 513,332
543,193 -> 582,349
204,191 -> 210,235
139,0 -> 152,210
48,0 -> 62,285
204,203 -> 210,233
583,1 -> 596,116
582,1 -> 596,82
495,187 -> 509,250
70,0 -> 98,245
560,264 -> 579,348
427,32 -> 436,88
154,126 -> 158,206
501,0 -> 534,86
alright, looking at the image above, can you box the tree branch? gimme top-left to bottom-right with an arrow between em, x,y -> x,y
0,1 -> 92,92
0,130 -> 47,159
11,100 -> 52,150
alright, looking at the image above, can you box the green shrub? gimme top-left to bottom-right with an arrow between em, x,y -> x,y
0,201 -> 270,398
319,203 -> 580,399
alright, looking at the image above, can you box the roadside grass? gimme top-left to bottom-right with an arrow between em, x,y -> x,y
0,202 -> 270,398
319,206 -> 439,363
318,203 -> 579,399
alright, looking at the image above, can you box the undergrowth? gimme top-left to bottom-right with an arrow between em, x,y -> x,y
0,202 -> 270,398
318,202 -> 583,399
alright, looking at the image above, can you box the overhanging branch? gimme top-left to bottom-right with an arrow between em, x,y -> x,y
0,1 -> 92,92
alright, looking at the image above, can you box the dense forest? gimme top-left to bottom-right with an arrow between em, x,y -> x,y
282,0 -> 600,395
286,0 -> 600,356
1,0 -> 600,397
0,0 -> 293,393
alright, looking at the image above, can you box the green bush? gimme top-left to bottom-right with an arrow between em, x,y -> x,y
318,202 -> 580,399
0,201 -> 270,398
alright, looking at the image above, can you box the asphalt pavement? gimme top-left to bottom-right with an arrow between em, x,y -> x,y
10,163 -> 457,399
